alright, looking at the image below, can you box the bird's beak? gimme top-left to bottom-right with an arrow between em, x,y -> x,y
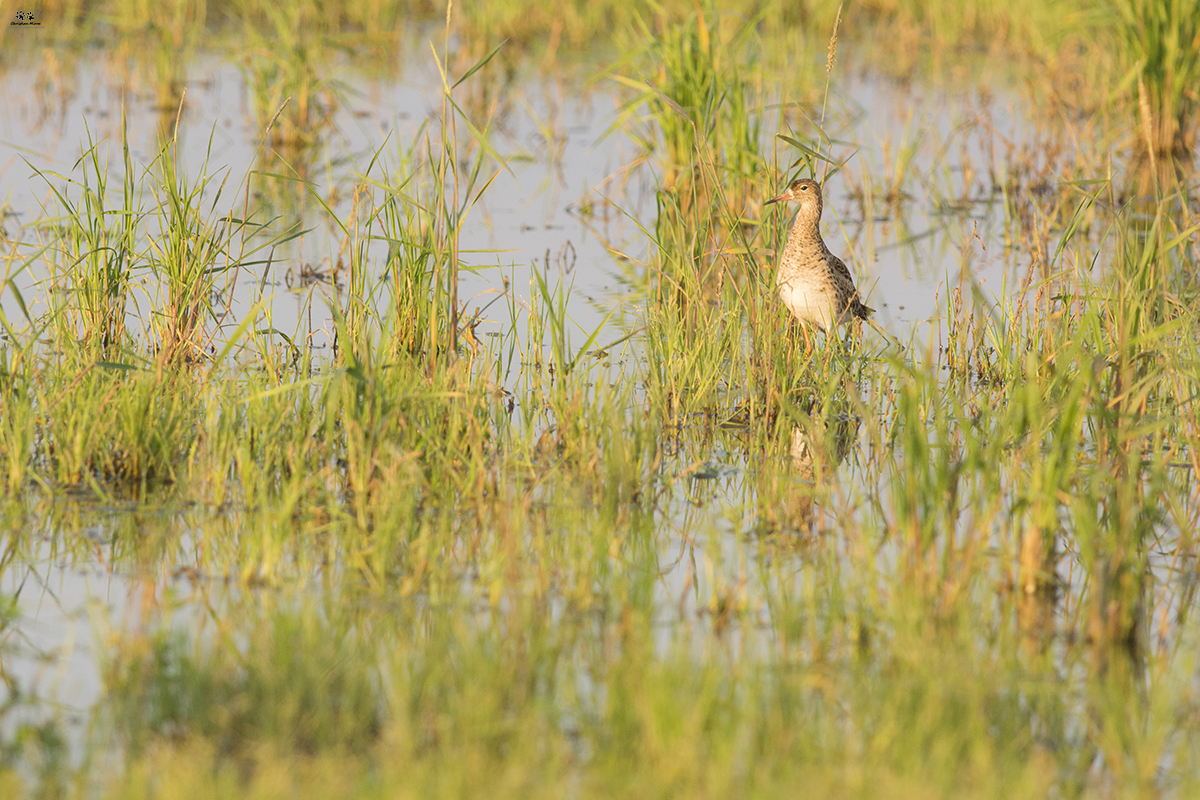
764,192 -> 787,206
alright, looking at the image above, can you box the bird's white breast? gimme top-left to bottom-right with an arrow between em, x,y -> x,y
778,276 -> 836,329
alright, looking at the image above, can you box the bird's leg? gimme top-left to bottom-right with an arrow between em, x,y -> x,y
800,323 -> 813,357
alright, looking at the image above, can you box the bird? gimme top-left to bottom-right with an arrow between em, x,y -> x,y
764,178 -> 873,348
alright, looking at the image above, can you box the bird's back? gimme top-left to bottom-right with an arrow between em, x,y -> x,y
825,252 -> 873,321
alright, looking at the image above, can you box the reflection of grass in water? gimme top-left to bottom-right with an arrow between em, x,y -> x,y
7,6 -> 1200,800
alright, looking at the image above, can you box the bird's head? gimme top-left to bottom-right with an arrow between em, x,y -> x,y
765,178 -> 822,211
765,178 -> 824,232
763,176 -> 820,209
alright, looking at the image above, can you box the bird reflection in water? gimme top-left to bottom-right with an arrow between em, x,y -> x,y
754,413 -> 858,537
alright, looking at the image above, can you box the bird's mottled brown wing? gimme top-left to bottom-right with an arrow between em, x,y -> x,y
825,252 -> 857,289
825,252 -> 874,319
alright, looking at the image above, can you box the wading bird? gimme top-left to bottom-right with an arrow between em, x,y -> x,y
764,178 -> 872,351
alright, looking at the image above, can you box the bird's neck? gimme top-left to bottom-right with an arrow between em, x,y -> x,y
785,208 -> 827,255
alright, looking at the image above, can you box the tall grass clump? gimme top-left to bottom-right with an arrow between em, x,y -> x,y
610,7 -> 788,424
108,0 -> 206,121
936,185 -> 1200,648
234,0 -> 341,150
326,40 -> 506,363
145,131 -> 276,364
37,119 -> 138,352
612,4 -> 766,200
1112,0 -> 1200,164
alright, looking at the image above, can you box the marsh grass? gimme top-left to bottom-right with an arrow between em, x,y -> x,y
5,4 -> 1200,800
110,0 -> 206,122
34,118 -> 137,352
145,135 -> 253,364
1112,0 -> 1200,164
28,117 -> 291,368
6,173 -> 1200,799
233,0 -> 343,151
612,5 -> 765,200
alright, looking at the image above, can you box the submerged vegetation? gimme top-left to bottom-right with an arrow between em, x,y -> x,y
2,0 -> 1200,798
